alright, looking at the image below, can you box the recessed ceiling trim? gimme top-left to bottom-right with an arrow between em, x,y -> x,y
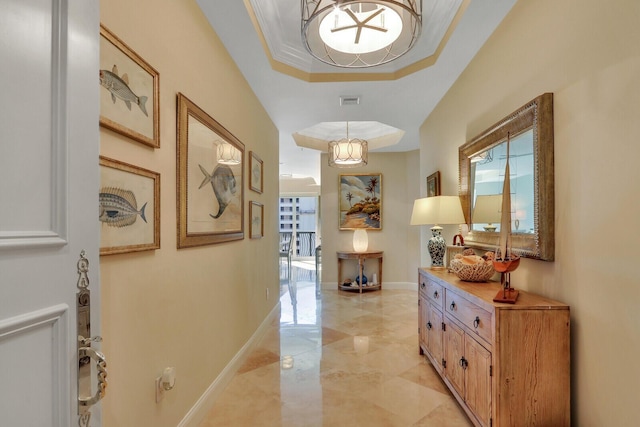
244,0 -> 469,82
302,0 -> 422,68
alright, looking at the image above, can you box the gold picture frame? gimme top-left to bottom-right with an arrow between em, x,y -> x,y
249,151 -> 263,194
249,201 -> 264,239
99,24 -> 160,148
177,93 -> 244,248
99,156 -> 160,255
339,173 -> 382,230
427,171 -> 441,197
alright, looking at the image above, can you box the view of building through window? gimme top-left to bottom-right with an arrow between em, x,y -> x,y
279,197 -> 318,258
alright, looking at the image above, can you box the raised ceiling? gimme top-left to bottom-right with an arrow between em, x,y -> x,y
196,0 -> 517,185
252,0 -> 466,81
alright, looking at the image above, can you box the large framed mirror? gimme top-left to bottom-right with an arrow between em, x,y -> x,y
459,93 -> 554,261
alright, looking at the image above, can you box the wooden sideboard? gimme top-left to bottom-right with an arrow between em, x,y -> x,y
418,268 -> 570,427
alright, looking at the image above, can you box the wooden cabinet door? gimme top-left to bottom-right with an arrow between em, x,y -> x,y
444,318 -> 465,397
465,335 -> 492,427
426,303 -> 444,372
419,295 -> 428,352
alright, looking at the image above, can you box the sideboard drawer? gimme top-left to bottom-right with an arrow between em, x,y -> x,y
445,291 -> 492,344
419,275 -> 444,310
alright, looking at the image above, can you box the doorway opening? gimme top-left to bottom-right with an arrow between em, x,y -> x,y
278,195 -> 321,298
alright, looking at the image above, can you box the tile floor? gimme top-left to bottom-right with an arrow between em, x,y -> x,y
200,262 -> 472,426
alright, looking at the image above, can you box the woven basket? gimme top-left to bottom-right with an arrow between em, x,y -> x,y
450,258 -> 495,282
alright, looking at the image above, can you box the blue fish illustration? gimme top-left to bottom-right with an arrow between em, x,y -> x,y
99,65 -> 148,116
198,164 -> 236,219
99,187 -> 147,227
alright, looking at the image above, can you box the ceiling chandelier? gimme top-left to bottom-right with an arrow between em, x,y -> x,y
301,0 -> 422,68
328,122 -> 368,168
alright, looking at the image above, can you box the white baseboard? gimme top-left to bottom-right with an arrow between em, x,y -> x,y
178,302 -> 281,427
321,281 -> 417,291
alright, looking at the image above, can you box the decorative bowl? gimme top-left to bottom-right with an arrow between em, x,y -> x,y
450,256 -> 495,282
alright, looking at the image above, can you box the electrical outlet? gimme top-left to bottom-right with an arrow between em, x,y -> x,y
155,376 -> 164,403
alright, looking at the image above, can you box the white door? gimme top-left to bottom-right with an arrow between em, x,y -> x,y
0,1 -> 101,426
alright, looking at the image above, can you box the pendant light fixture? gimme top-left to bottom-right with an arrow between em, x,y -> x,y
301,0 -> 422,68
328,122 -> 368,168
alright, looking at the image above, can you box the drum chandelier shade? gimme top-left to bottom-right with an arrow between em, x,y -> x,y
302,0 -> 422,68
328,122 -> 369,168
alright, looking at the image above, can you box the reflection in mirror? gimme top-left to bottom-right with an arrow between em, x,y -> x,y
459,93 -> 554,261
471,130 -> 534,233
472,194 -> 502,232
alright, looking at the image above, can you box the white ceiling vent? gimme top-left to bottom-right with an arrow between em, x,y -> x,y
340,96 -> 361,106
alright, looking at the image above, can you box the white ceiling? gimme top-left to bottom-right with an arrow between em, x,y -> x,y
196,0 -> 517,185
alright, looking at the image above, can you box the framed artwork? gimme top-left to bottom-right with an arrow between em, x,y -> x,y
99,156 -> 160,255
339,173 -> 382,230
427,171 -> 441,197
177,93 -> 244,248
249,151 -> 263,194
99,24 -> 160,148
249,201 -> 264,239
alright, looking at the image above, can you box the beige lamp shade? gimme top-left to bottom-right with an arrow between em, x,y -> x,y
472,195 -> 502,226
410,196 -> 465,226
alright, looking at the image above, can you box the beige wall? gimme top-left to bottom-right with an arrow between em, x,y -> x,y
420,0 -> 640,425
100,1 -> 279,426
320,151 -> 421,287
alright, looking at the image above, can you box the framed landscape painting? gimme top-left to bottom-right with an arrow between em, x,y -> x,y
99,156 -> 160,255
339,173 -> 382,230
177,93 -> 244,248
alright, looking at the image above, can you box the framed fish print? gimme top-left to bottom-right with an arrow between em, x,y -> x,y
249,201 -> 264,239
99,156 -> 160,255
99,24 -> 160,148
339,173 -> 382,230
249,151 -> 263,194
177,93 -> 245,248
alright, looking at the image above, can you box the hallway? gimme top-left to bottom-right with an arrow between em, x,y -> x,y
199,263 -> 472,426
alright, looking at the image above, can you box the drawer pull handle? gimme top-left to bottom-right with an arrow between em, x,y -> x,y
421,282 -> 426,289
427,321 -> 432,330
473,316 -> 480,329
459,357 -> 468,370
449,301 -> 456,311
433,290 -> 439,299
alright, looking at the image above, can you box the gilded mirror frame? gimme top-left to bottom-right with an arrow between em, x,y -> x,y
459,93 -> 554,261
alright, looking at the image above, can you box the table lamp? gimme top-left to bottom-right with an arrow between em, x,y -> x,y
353,229 -> 368,252
410,196 -> 465,269
472,194 -> 502,232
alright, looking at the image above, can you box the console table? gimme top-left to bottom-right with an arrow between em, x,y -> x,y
337,251 -> 383,293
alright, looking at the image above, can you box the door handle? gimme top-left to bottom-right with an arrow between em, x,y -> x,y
76,250 -> 108,422
78,344 -> 108,408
